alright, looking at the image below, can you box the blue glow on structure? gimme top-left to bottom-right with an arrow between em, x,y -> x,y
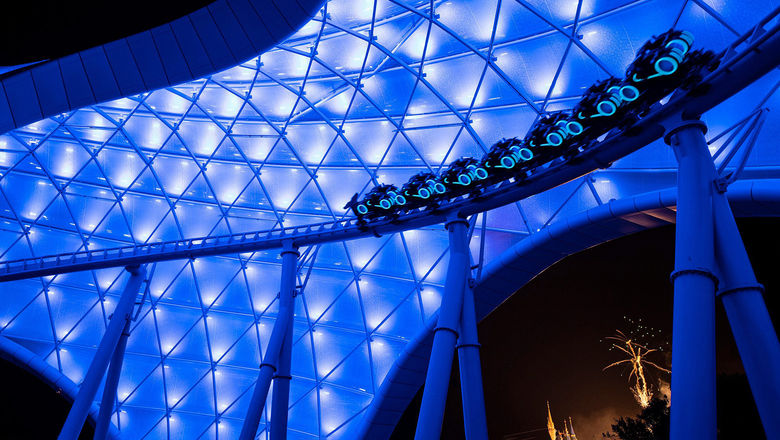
0,0 -> 779,439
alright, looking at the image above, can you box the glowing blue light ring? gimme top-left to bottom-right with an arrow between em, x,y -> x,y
394,194 -> 407,205
666,38 -> 691,56
457,174 -> 472,186
500,156 -> 515,169
379,199 -> 392,210
607,85 -> 622,99
554,120 -> 569,132
517,147 -> 534,161
679,31 -> 694,46
566,121 -> 584,136
357,204 -> 368,215
544,132 -> 564,147
619,85 -> 640,102
669,47 -> 687,63
592,100 -> 617,118
472,167 -> 488,180
649,56 -> 679,78
416,188 -> 431,199
432,182 -> 446,194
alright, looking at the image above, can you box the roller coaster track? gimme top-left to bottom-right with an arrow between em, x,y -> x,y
1,9 -> 779,283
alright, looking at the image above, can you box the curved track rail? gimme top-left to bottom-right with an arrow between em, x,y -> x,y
1,10 -> 779,283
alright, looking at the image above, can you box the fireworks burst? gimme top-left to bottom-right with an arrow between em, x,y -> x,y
603,328 -> 670,408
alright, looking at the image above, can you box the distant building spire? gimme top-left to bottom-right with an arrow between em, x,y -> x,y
568,417 -> 578,440
546,401 -> 557,440
562,419 -> 572,440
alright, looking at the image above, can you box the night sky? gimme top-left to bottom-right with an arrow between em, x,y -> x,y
0,0 -> 212,65
393,218 -> 778,439
0,356 -> 94,439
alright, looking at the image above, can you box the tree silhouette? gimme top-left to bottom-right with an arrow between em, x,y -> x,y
602,396 -> 669,440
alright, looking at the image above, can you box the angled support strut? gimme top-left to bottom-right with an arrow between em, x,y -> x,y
457,284 -> 489,440
713,191 -> 780,438
239,240 -> 299,440
93,316 -> 132,440
58,265 -> 147,440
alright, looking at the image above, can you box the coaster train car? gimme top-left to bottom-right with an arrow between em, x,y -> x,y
344,30 -> 720,224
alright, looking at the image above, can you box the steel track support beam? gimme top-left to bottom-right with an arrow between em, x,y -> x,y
712,179 -> 780,439
93,317 -> 132,440
270,241 -> 298,440
269,316 -> 293,440
239,241 -> 299,440
457,285 -> 489,440
414,216 -> 470,440
666,120 -> 718,440
669,115 -> 780,437
58,265 -> 146,440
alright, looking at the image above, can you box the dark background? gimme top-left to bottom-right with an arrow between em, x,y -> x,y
392,218 -> 777,439
0,356 -> 94,439
0,0 -> 213,66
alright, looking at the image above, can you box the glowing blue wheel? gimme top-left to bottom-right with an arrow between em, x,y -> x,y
595,100 -> 617,117
666,38 -> 691,54
500,156 -> 516,169
457,174 -> 472,186
620,85 -> 640,102
566,121 -> 584,135
654,56 -> 679,76
545,132 -> 564,146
